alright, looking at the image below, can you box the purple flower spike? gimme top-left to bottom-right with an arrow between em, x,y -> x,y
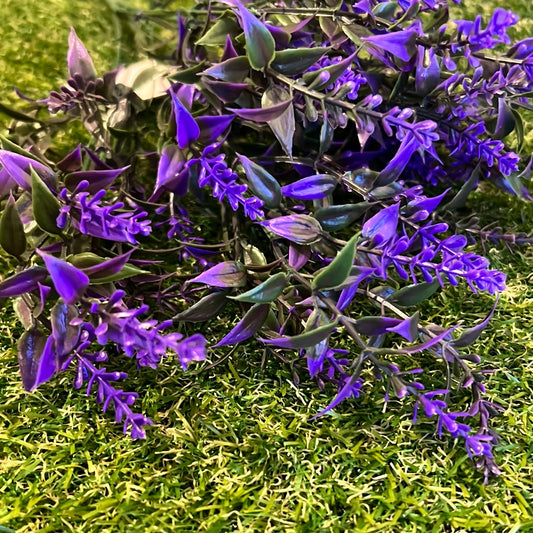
37,250 -> 89,304
170,89 -> 200,150
67,28 -> 96,81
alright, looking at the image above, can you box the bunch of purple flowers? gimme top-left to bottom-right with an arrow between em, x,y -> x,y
0,0 -> 532,482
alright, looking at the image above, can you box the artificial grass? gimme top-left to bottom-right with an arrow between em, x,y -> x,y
0,1 -> 533,532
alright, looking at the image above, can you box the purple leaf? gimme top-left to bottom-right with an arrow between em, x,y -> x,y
313,374 -> 362,417
196,115 -> 234,144
354,316 -> 402,336
260,321 -> 336,349
67,27 -> 96,80
0,150 -> 53,191
64,166 -> 130,194
51,301 -> 81,360
288,243 -> 310,271
386,311 -> 419,342
281,174 -> 338,200
79,250 -> 135,279
17,328 -> 56,391
451,296 -> 499,347
152,145 -> 186,199
361,29 -> 418,62
227,98 -> 294,123
173,292 -> 228,322
57,144 -> 83,172
202,79 -> 249,104
189,261 -> 247,287
259,215 -> 322,244
0,267 -> 48,297
170,89 -> 200,149
214,303 -> 270,346
362,203 -> 399,245
37,250 -> 89,304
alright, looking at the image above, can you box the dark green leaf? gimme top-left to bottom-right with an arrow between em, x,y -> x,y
30,166 -> 61,235
388,279 -> 440,307
271,47 -> 330,76
229,272 -> 287,303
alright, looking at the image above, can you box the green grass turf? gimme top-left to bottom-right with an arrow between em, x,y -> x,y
0,1 -> 533,532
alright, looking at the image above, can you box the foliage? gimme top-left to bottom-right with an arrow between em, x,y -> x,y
0,0 -> 532,485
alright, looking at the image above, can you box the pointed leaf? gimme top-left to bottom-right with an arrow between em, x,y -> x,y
354,316 -> 401,336
234,1 -> 275,71
30,166 -> 61,235
313,233 -> 359,290
259,215 -> 322,244
262,86 -> 295,158
229,272 -> 287,303
386,311 -> 419,342
196,115 -> 234,144
0,267 -> 48,297
67,28 -> 96,80
227,98 -> 293,123
51,301 -> 81,360
196,15 -> 241,46
271,47 -> 331,76
37,250 -> 89,304
0,192 -> 26,257
315,202 -> 372,232
215,303 -> 270,346
174,292 -> 228,322
201,56 -> 250,82
388,279 -> 440,307
64,166 -> 129,194
170,90 -> 200,150
17,328 -> 56,391
282,174 -> 338,200
0,149 -> 52,191
238,154 -> 281,208
260,321 -> 337,349
362,203 -> 399,245
189,261 -> 247,287
451,296 -> 498,348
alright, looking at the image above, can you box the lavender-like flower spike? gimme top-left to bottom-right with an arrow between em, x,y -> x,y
58,185 -> 152,243
88,290 -> 207,369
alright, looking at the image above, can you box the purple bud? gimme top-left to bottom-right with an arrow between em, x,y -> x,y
67,28 -> 96,81
362,203 -> 399,246
259,215 -> 322,244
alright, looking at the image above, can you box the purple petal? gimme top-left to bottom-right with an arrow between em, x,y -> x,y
170,89 -> 200,149
37,250 -> 89,304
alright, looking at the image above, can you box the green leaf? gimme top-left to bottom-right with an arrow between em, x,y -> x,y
196,15 -> 240,46
0,193 -> 26,257
271,47 -> 330,76
229,272 -> 288,303
170,61 -> 206,84
262,86 -> 295,158
312,233 -> 359,290
315,202 -> 372,232
388,279 -> 440,307
30,166 -> 61,235
261,320 -> 337,349
238,154 -> 281,208
234,2 -> 275,71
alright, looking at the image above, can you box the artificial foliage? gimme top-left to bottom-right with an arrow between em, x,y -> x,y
0,0 -> 532,483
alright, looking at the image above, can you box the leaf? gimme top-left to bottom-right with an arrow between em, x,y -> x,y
262,86 -> 295,158
493,97 -> 515,140
315,202 -> 372,232
215,303 -> 270,346
0,267 -> 48,298
259,215 -> 322,244
17,327 -> 56,391
227,98 -> 293,123
50,301 -> 80,360
64,166 -> 130,194
169,62 -> 207,84
451,296 -> 499,348
189,261 -> 247,288
37,250 -> 89,305
260,321 -> 337,349
229,272 -> 287,303
271,47 -> 331,76
354,316 -> 402,336
0,192 -> 26,257
238,154 -> 281,208
233,1 -> 275,71
201,56 -> 250,82
30,166 -> 61,235
302,52 -> 356,91
281,174 -> 338,200
115,59 -> 172,100
362,203 -> 399,245
174,292 -> 228,322
170,90 -> 200,150
361,29 -> 418,62
196,15 -> 241,46
313,233 -> 359,290
388,279 -> 440,307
